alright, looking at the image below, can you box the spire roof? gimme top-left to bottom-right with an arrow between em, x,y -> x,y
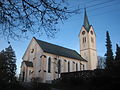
84,8 -> 90,32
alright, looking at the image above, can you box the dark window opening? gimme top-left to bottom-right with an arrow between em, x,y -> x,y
83,64 -> 85,70
48,57 -> 51,73
58,60 -> 61,74
31,49 -> 34,53
68,61 -> 70,72
83,37 -> 86,43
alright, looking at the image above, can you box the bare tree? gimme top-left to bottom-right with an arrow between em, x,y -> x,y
0,0 -> 79,40
97,56 -> 106,69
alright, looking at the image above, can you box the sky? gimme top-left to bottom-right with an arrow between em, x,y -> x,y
0,0 -> 120,75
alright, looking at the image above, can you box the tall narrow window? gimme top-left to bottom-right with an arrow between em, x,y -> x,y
83,37 -> 86,43
76,63 -> 78,71
85,37 -> 86,42
48,57 -> 51,73
68,61 -> 70,72
83,37 -> 84,43
83,64 -> 85,70
58,60 -> 61,74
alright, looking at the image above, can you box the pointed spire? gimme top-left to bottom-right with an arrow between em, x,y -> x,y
84,8 -> 90,32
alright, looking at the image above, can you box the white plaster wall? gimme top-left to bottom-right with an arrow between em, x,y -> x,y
21,38 -> 44,82
21,37 -> 88,83
88,26 -> 96,50
89,50 -> 98,70
45,56 -> 52,81
33,40 -> 44,77
81,61 -> 87,70
20,63 -> 26,82
79,26 -> 98,70
44,53 -> 87,82
80,27 -> 89,50
26,67 -> 33,82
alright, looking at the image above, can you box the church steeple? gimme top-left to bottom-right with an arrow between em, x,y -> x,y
80,8 -> 98,70
84,8 -> 90,32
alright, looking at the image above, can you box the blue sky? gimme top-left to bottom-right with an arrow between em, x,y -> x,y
0,0 -> 120,75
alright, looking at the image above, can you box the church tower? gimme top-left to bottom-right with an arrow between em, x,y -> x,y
79,9 -> 98,70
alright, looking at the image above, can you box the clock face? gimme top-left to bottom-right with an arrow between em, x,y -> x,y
82,31 -> 85,35
91,31 -> 93,35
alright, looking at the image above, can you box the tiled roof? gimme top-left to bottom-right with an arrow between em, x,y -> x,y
34,37 -> 87,62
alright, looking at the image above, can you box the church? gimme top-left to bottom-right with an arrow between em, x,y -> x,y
19,9 -> 98,83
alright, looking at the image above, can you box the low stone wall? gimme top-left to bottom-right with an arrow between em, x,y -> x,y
61,69 -> 105,80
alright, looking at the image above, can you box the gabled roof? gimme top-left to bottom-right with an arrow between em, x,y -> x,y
83,8 -> 91,32
34,37 -> 87,62
23,61 -> 33,67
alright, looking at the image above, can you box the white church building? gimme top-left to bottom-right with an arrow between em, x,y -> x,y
19,9 -> 98,83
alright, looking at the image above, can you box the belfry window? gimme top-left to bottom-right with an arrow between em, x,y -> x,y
83,37 -> 86,43
48,57 -> 51,73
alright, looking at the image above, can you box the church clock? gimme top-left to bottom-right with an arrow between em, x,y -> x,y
82,31 -> 85,35
90,31 -> 93,35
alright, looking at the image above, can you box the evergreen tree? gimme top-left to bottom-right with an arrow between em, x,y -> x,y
115,44 -> 120,61
110,44 -> 120,76
105,31 -> 114,70
4,45 -> 17,82
0,50 -> 10,83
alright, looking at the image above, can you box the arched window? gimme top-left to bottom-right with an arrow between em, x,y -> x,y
85,37 -> 86,42
58,60 -> 61,74
68,61 -> 70,72
48,57 -> 51,73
